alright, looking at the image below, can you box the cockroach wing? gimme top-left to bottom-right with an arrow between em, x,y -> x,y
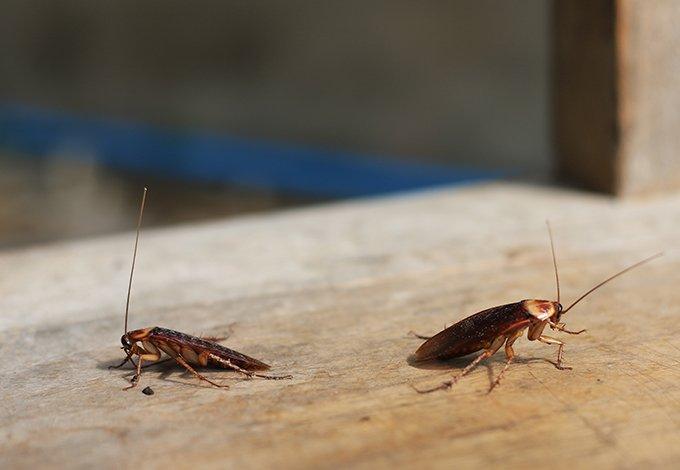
150,327 -> 271,371
413,302 -> 530,362
208,343 -> 271,371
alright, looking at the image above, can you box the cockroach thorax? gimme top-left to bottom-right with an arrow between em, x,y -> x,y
127,327 -> 155,341
523,299 -> 560,321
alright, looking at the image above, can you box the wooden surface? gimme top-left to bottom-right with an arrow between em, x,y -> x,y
554,0 -> 680,196
1,183 -> 679,469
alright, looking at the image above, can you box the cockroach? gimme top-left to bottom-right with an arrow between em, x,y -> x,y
142,386 -> 154,396
412,223 -> 661,393
110,187 -> 292,390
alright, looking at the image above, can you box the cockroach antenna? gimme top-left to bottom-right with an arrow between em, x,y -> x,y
124,187 -> 148,335
410,222 -> 662,394
561,251 -> 663,315
112,186 -> 291,390
546,221 -> 560,304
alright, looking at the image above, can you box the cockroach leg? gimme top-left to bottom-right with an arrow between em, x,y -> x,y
201,322 -> 237,343
208,354 -> 292,380
538,334 -> 572,370
252,372 -> 293,380
172,354 -> 229,389
415,349 -> 494,393
123,345 -> 161,390
488,357 -> 513,394
410,226 -> 659,394
202,336 -> 228,343
208,322 -> 237,341
109,350 -> 135,369
408,331 -> 432,340
413,336 -> 505,393
549,321 -> 586,335
124,357 -> 145,390
210,355 -> 255,379
124,357 -> 154,390
565,329 -> 585,335
114,190 -> 288,392
415,336 -> 506,394
408,324 -> 450,340
488,329 -> 524,393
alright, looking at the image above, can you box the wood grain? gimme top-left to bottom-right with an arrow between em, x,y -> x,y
1,183 -> 679,469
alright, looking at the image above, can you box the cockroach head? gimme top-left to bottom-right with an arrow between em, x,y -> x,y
553,302 -> 564,323
524,299 -> 561,322
121,334 -> 133,350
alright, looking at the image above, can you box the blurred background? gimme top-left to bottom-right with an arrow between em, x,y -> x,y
0,0 -> 549,248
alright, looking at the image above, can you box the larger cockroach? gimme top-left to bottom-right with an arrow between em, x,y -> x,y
110,188 -> 291,390
412,223 -> 661,393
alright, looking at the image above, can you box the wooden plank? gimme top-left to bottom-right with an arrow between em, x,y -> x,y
1,183 -> 679,468
554,0 -> 680,196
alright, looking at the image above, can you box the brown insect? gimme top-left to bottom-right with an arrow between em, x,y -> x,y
110,187 -> 291,390
412,223 -> 661,393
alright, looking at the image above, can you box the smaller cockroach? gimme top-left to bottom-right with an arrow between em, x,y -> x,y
411,223 -> 661,393
142,386 -> 154,396
110,188 -> 291,390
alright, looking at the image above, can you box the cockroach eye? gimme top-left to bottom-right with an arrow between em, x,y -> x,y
111,188 -> 292,391
410,223 -> 660,394
121,335 -> 132,348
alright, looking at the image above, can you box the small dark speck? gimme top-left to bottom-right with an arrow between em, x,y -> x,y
597,378 -> 602,383
360,416 -> 371,422
142,386 -> 155,396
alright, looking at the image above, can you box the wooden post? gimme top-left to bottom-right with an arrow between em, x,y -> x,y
554,0 -> 680,196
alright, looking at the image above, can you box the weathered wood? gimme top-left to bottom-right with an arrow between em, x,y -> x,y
554,0 -> 680,196
1,183 -> 679,469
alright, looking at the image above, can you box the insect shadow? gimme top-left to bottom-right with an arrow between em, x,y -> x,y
109,188 -> 291,390
98,355 -> 257,388
405,222 -> 660,394
406,352 -> 550,370
98,323 -> 236,372
407,352 -> 555,391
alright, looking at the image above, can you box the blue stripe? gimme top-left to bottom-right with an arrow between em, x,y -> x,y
0,104 -> 495,197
